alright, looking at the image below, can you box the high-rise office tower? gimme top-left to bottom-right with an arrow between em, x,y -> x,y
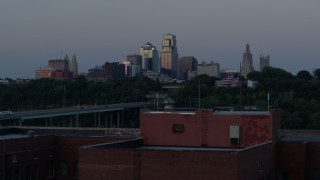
69,54 -> 78,77
241,44 -> 254,78
198,61 -> 220,78
260,55 -> 270,71
127,54 -> 142,68
36,54 -> 77,79
179,56 -> 198,80
160,34 -> 179,78
102,62 -> 125,80
140,42 -> 159,73
127,54 -> 142,76
48,58 -> 69,71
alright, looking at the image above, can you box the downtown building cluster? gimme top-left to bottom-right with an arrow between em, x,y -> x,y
34,34 -> 270,83
35,55 -> 78,80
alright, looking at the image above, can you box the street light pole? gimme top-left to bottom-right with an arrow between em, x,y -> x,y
156,92 -> 159,111
2,138 -> 6,180
63,85 -> 66,108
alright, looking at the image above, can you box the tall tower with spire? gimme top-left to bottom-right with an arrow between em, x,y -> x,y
160,34 -> 179,78
241,44 -> 254,77
69,54 -> 78,78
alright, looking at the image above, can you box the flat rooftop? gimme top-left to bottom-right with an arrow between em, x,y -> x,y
214,111 -> 270,115
138,141 -> 272,152
143,110 -> 270,116
0,134 -> 30,140
86,139 -> 272,152
137,146 -> 244,152
278,129 -> 320,143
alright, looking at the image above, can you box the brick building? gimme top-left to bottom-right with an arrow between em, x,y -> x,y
140,109 -> 280,148
276,130 -> 320,180
102,62 -> 125,80
35,55 -> 78,80
2,110 -> 320,179
0,128 -> 133,180
78,109 -> 281,180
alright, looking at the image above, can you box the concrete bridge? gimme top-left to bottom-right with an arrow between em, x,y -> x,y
0,102 -> 147,128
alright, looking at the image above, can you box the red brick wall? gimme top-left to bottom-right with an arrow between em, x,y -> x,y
56,136 -> 131,180
306,143 -> 320,179
79,148 -> 135,180
238,142 -> 275,180
0,135 -> 131,180
78,147 -> 238,180
0,136 -> 56,180
78,142 -> 276,180
141,112 -> 200,146
276,143 -> 307,180
139,150 -> 237,180
206,113 -> 272,147
141,109 -> 278,148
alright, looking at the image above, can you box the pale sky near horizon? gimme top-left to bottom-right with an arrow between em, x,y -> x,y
0,0 -> 319,78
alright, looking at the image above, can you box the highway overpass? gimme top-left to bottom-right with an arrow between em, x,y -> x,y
0,102 -> 148,128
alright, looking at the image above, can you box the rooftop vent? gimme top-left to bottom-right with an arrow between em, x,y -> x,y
164,98 -> 175,112
27,130 -> 35,137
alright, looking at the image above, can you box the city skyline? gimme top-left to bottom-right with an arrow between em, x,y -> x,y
1,0 -> 319,78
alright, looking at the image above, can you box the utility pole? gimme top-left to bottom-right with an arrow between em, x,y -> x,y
156,92 -> 159,111
63,85 -> 66,108
199,80 -> 201,109
268,93 -> 270,111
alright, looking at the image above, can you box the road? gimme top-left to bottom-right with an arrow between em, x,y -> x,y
0,102 -> 147,121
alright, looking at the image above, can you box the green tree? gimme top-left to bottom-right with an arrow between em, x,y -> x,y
313,68 -> 320,80
297,70 -> 312,80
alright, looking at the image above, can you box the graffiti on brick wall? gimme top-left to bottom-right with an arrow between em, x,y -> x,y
243,119 -> 270,146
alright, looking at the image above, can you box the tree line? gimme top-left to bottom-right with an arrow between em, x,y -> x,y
1,67 -> 320,129
0,76 -> 161,111
174,67 -> 320,129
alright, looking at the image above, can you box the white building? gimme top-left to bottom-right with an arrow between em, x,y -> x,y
197,61 -> 220,77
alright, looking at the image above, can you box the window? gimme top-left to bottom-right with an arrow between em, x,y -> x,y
172,124 -> 184,133
278,171 -> 288,180
12,154 -> 17,163
74,161 -> 78,178
27,164 -> 38,180
33,152 -> 39,160
58,161 -> 67,176
230,125 -> 240,145
47,160 -> 55,178
6,167 -> 20,180
312,170 -> 320,180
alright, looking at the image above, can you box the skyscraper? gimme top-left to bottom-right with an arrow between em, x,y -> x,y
179,56 -> 198,80
35,54 -> 77,79
140,42 -> 159,73
260,55 -> 270,71
241,44 -> 254,77
102,62 -> 125,80
48,58 -> 69,71
69,54 -> 78,78
126,54 -> 142,77
160,34 -> 179,78
127,54 -> 142,68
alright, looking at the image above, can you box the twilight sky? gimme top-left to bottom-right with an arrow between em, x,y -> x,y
0,0 -> 319,78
